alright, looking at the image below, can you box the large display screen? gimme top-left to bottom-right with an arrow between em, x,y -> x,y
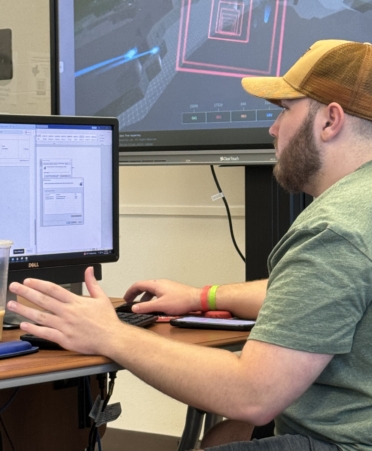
53,0 -> 372,165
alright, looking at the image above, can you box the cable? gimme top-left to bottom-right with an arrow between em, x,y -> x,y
0,386 -> 20,451
86,377 -> 95,451
210,165 -> 245,262
91,372 -> 117,450
87,375 -> 103,451
0,388 -> 20,415
102,371 -> 117,411
94,373 -> 107,451
88,372 -> 117,451
0,417 -> 13,451
0,387 -> 20,451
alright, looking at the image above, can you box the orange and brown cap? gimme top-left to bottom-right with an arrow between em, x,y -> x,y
241,39 -> 372,122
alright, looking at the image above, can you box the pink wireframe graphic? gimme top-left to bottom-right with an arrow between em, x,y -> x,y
211,2 -> 247,41
176,0 -> 287,78
216,9 -> 242,37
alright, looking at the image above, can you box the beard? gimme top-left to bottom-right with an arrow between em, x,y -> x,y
273,110 -> 322,194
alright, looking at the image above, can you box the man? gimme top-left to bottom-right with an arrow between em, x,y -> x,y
7,40 -> 372,451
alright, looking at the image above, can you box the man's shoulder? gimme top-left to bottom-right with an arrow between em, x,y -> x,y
295,161 -> 372,228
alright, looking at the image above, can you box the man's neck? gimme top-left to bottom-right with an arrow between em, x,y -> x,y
310,155 -> 372,198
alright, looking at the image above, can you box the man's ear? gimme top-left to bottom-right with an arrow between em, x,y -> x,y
320,102 -> 345,142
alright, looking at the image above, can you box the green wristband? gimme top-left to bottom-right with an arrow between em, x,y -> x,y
207,285 -> 219,311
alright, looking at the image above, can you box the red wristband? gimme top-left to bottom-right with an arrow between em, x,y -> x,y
200,285 -> 212,311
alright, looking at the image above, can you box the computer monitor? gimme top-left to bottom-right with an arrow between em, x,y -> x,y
0,114 -> 119,325
51,0 -> 372,165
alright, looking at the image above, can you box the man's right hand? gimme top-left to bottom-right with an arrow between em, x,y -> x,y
123,279 -> 202,315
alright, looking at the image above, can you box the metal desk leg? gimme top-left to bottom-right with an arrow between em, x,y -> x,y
177,408 -> 224,451
177,406 -> 205,451
203,413 -> 223,436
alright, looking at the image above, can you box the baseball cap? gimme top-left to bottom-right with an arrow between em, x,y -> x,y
241,39 -> 372,122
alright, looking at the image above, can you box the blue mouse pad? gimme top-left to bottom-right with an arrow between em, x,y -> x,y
0,341 -> 39,359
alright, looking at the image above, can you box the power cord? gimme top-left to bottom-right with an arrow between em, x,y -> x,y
0,417 -> 13,451
85,375 -> 101,451
88,372 -> 117,451
0,387 -> 20,451
87,374 -> 104,451
210,165 -> 245,263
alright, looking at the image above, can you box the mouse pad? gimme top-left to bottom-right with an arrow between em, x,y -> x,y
0,341 -> 39,359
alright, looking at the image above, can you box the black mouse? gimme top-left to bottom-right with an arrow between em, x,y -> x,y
115,301 -> 138,313
115,301 -> 165,316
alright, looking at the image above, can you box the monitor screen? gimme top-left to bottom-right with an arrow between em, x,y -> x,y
52,0 -> 372,165
0,115 -> 119,289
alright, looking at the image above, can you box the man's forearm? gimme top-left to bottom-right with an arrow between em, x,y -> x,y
214,279 -> 268,319
103,318 -> 330,427
104,322 -> 270,424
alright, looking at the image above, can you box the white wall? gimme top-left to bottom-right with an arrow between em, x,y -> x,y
1,0 -> 246,437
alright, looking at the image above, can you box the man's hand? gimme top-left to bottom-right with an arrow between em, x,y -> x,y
124,279 -> 202,315
7,267 -> 121,355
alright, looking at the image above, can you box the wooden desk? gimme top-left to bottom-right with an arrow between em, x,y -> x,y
0,297 -> 249,388
0,321 -> 248,389
0,300 -> 249,451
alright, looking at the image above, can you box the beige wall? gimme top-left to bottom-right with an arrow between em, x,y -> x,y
1,0 -> 246,437
0,1 -> 51,115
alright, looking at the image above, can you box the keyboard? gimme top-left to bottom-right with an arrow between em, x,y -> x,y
116,311 -> 157,328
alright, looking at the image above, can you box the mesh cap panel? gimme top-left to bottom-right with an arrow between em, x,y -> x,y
299,43 -> 372,121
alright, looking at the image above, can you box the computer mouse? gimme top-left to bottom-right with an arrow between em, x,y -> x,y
115,301 -> 165,316
115,302 -> 137,313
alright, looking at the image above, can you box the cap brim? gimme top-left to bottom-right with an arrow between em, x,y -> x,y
241,76 -> 305,102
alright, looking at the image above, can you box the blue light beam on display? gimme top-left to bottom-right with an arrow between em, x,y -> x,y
75,46 -> 160,78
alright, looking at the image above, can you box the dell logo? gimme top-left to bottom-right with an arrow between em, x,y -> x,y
220,156 -> 240,162
28,262 -> 39,268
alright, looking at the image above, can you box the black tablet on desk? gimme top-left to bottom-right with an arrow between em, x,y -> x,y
170,316 -> 255,331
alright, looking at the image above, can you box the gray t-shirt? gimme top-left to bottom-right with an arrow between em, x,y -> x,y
249,160 -> 372,451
